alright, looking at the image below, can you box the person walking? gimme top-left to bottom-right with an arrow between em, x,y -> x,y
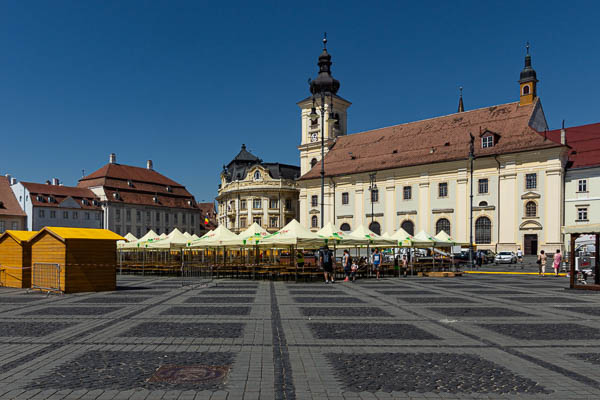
320,245 -> 334,284
537,250 -> 547,277
342,249 -> 352,282
402,254 -> 408,277
373,248 -> 382,280
476,250 -> 483,269
296,250 -> 304,271
517,247 -> 523,264
553,249 -> 562,277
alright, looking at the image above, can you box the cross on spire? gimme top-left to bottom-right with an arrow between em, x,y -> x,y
323,32 -> 327,50
526,41 -> 530,55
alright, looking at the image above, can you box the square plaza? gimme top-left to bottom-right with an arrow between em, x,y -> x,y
2,274 -> 600,399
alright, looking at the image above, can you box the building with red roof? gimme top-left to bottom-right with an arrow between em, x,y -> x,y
78,154 -> 214,236
297,40 -> 566,255
10,178 -> 103,231
544,123 -> 600,229
0,175 -> 26,233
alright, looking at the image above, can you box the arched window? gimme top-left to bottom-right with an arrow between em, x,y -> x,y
369,221 -> 381,235
310,158 -> 317,168
340,223 -> 351,232
435,218 -> 451,235
525,201 -> 537,217
475,217 -> 491,244
401,220 -> 414,236
479,201 -> 488,207
311,215 -> 318,228
253,170 -> 261,180
522,85 -> 530,95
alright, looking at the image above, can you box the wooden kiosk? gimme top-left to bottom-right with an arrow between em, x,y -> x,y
0,230 -> 38,288
563,224 -> 600,290
29,227 -> 124,293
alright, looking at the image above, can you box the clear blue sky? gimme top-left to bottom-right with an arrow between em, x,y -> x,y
1,1 -> 598,202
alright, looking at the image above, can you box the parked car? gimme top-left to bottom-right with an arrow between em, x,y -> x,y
480,250 -> 496,264
453,250 -> 476,265
495,251 -> 517,264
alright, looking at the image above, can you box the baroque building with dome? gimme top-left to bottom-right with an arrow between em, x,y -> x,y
216,145 -> 300,233
297,40 -> 566,255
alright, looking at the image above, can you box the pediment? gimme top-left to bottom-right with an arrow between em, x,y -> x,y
521,191 -> 541,200
246,165 -> 271,182
59,197 -> 81,209
519,220 -> 542,230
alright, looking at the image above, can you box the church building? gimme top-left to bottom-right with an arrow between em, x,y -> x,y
297,40 -> 566,255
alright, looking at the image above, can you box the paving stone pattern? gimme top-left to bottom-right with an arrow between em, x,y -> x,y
28,350 -> 234,391
21,306 -> 122,316
300,307 -> 392,318
0,321 -> 74,337
161,306 -> 252,316
326,352 -> 551,394
120,322 -> 245,338
310,322 -> 439,340
3,274 -> 600,399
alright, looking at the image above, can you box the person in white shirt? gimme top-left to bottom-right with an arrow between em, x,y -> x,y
517,248 -> 523,263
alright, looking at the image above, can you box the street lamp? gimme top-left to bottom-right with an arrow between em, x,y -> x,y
368,172 -> 377,229
309,93 -> 337,228
469,132 -> 475,269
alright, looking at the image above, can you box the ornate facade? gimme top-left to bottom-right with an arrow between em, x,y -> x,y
216,145 -> 300,233
298,41 -> 567,255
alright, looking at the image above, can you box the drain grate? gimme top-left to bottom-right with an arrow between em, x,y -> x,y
148,364 -> 229,384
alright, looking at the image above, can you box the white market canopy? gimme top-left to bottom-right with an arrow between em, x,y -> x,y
145,228 -> 189,249
191,234 -> 200,240
120,229 -> 160,249
188,225 -> 243,248
390,228 -> 415,247
412,230 -> 452,247
238,223 -> 270,245
349,225 -> 394,246
183,232 -> 193,239
259,219 -> 324,247
434,230 -> 468,246
317,222 -> 366,246
124,233 -> 137,242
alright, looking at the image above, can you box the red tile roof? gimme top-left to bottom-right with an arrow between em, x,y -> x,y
0,177 -> 26,217
300,100 -> 562,180
543,123 -> 600,169
78,163 -> 199,210
80,164 -> 180,186
20,182 -> 102,210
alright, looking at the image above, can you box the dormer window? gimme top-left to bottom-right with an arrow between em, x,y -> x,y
113,192 -> 120,200
253,171 -> 261,180
482,135 -> 494,148
127,180 -> 133,187
166,186 -> 172,192
36,195 -> 43,202
47,196 -> 54,203
82,199 -> 88,206
153,196 -> 159,203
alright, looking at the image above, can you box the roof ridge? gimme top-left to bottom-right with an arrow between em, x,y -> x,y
344,101 -> 523,137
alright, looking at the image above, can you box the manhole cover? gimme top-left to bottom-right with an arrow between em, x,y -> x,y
148,365 -> 229,384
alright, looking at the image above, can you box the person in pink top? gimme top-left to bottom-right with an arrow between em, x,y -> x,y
553,249 -> 562,277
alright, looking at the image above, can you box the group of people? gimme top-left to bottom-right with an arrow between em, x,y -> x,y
537,249 -> 562,277
297,246 -> 411,284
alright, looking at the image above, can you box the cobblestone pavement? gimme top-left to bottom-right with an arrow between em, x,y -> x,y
2,274 -> 600,399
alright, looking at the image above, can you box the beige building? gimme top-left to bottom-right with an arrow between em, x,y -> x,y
298,43 -> 567,255
216,145 -> 300,233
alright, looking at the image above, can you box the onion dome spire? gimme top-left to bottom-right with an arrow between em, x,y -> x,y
309,32 -> 340,95
519,42 -> 538,84
458,86 -> 464,113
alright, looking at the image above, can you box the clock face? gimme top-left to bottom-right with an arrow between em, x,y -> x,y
310,132 -> 319,143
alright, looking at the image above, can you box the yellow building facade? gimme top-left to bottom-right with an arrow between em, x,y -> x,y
297,44 -> 566,255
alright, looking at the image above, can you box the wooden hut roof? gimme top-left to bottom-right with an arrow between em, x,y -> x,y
33,227 -> 124,242
0,230 -> 38,244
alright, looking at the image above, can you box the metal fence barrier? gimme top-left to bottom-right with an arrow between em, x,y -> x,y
31,263 -> 62,295
181,263 -> 214,288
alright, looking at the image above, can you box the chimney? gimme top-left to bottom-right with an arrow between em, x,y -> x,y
109,153 -> 116,164
147,160 -> 153,170
560,120 -> 566,145
5,174 -> 11,183
52,178 -> 59,186
10,178 -> 17,185
46,180 -> 51,185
